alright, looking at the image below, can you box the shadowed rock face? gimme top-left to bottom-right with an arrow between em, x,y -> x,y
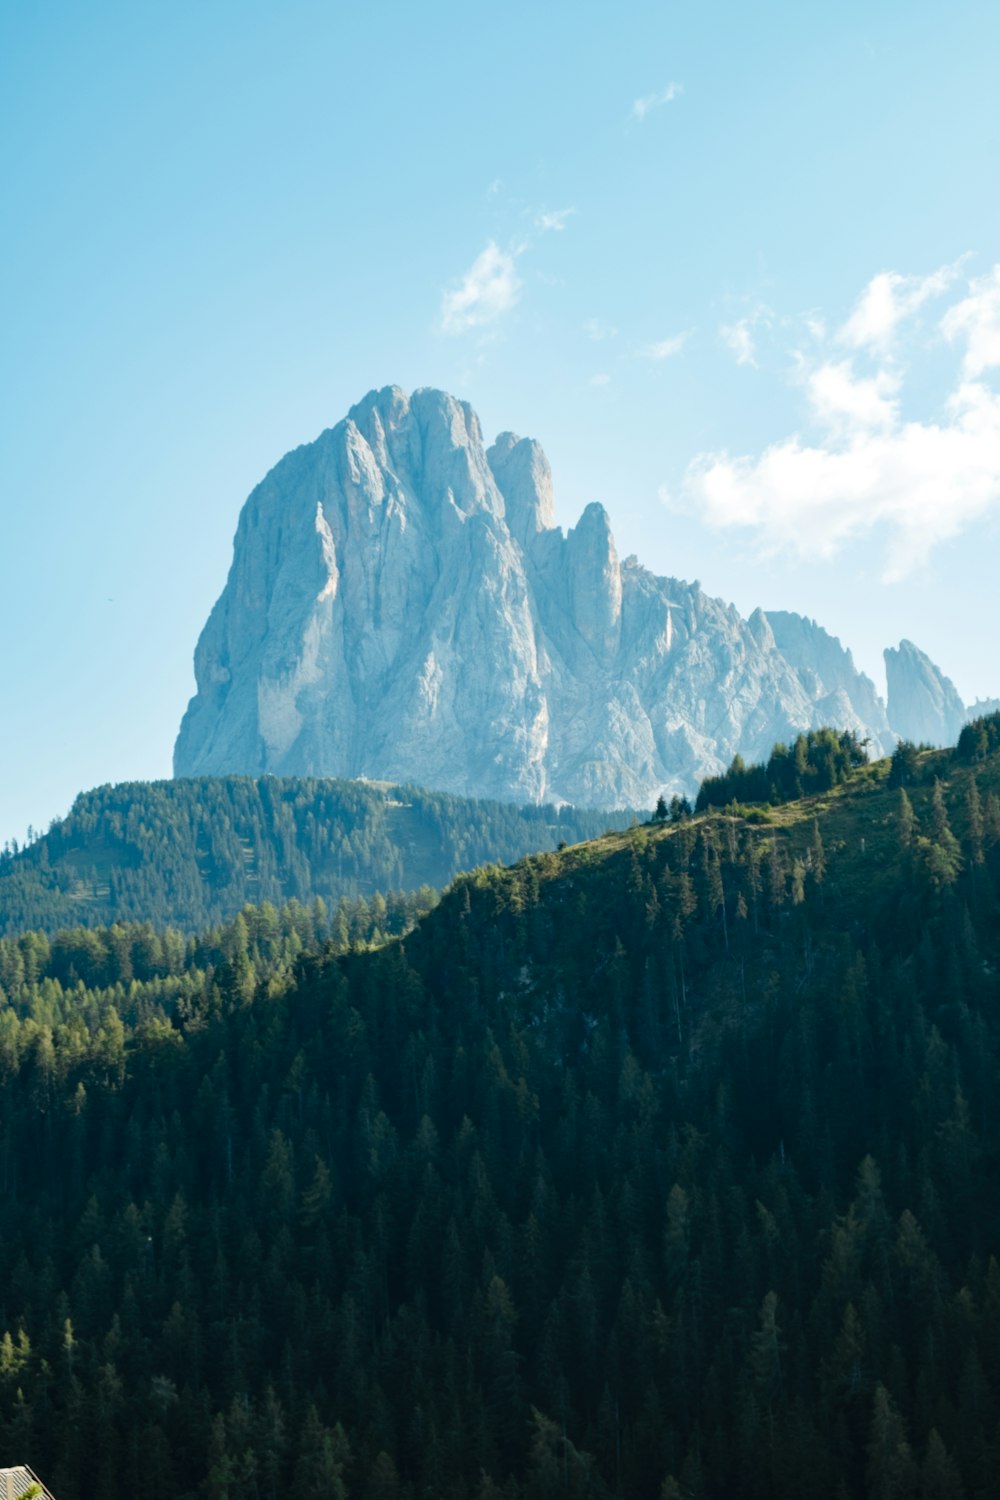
175,386 -> 901,804
884,639 -> 967,747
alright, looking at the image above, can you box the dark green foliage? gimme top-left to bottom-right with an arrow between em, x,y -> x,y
0,744 -> 999,1495
0,777 -> 637,937
668,795 -> 693,823
957,709 -> 1000,763
888,739 -> 923,788
651,795 -> 691,826
696,728 -> 868,811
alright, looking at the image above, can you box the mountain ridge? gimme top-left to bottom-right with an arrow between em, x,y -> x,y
175,384 -> 986,805
0,774 -> 637,937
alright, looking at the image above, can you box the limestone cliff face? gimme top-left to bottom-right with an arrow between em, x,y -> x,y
884,640 -> 967,748
175,386 -> 912,804
767,611 -> 894,756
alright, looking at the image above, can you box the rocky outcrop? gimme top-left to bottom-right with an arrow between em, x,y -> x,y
884,640 -> 967,747
767,611 -> 894,756
176,386 -> 947,804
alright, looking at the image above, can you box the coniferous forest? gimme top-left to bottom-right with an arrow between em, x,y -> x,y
0,722 -> 999,1496
0,778 -> 636,938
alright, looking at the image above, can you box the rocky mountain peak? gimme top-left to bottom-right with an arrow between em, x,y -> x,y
767,610 -> 892,747
487,432 -> 555,545
566,502 -> 622,655
174,386 -> 984,805
884,639 -> 967,747
747,607 -> 776,652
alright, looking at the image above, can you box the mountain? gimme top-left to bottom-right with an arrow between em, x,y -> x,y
884,638 -> 968,745
0,775 -> 636,937
766,609 -> 892,747
176,385 -> 901,805
2,721 -> 999,1496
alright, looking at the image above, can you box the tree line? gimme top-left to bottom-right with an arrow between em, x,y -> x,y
0,777 -> 635,938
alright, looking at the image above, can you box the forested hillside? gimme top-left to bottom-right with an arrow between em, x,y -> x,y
0,777 -> 636,937
1,722 -> 999,1497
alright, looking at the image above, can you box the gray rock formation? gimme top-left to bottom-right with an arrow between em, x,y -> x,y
767,611 -> 894,756
884,640 -> 967,747
176,386 -> 916,804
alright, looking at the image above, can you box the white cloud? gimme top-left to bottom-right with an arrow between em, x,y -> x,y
685,382 -> 1000,580
942,265 -> 1000,376
838,261 -> 962,352
805,360 -> 900,434
720,320 -> 757,366
631,82 -> 682,120
682,262 -> 1000,580
440,242 -> 521,336
535,207 -> 576,233
589,373 -> 611,386
584,318 -> 618,341
720,306 -> 772,367
640,332 -> 690,360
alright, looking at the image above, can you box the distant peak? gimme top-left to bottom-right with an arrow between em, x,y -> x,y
884,638 -> 965,746
487,431 -> 554,540
747,607 -> 775,651
346,386 -> 485,447
489,431 -> 523,459
348,384 -> 409,427
577,500 -> 612,532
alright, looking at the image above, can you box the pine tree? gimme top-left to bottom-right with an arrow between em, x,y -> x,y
867,1385 -> 917,1500
963,777 -> 984,868
898,789 -> 916,849
919,1428 -> 964,1500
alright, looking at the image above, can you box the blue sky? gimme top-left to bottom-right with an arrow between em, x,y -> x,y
2,0 -> 999,844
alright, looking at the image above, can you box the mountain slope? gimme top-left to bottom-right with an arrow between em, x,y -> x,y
0,775 -> 636,936
176,385 -> 906,804
1,721 -> 999,1496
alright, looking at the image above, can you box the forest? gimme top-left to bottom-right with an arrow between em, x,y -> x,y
694,727 -> 870,812
0,777 -> 635,938
0,720 -> 998,1496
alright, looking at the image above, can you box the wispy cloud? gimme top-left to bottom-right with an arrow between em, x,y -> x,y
440,242 -> 521,336
631,82 -> 682,120
838,261 -> 963,352
683,261 -> 1000,579
535,207 -> 576,233
584,318 -> 618,341
942,265 -> 1000,376
640,332 -> 690,361
720,320 -> 758,367
589,372 -> 611,387
720,305 -> 773,367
